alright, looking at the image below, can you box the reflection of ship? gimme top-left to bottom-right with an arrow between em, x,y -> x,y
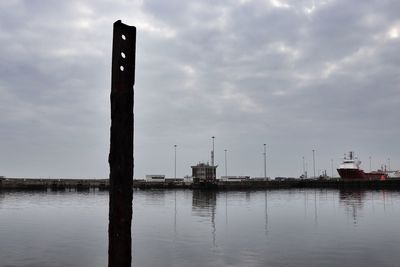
339,189 -> 366,223
337,152 -> 386,180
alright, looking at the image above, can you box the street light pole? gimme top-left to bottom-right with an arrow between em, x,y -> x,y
211,136 -> 215,167
224,149 -> 227,177
312,149 -> 316,178
263,144 -> 267,179
369,156 -> 372,172
211,136 -> 215,180
174,145 -> 177,179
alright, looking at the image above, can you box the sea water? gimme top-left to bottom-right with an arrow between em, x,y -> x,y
1,189 -> 400,267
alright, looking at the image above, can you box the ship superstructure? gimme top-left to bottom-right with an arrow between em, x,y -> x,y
337,152 -> 386,180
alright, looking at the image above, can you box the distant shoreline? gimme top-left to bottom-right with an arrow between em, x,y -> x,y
2,177 -> 400,191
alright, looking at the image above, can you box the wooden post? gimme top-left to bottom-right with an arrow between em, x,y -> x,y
108,20 -> 136,267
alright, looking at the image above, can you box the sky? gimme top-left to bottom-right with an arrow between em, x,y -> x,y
0,0 -> 399,179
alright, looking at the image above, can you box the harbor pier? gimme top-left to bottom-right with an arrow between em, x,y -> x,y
2,177 -> 400,191
0,178 -> 109,191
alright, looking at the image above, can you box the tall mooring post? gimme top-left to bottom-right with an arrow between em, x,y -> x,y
108,20 -> 136,267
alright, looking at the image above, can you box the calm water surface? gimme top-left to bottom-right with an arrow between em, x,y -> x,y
1,189 -> 400,267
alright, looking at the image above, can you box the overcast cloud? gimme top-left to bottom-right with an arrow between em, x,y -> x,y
1,0 -> 399,179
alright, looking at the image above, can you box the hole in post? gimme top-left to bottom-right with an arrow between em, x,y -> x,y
121,34 -> 126,40
121,52 -> 126,59
120,66 -> 124,71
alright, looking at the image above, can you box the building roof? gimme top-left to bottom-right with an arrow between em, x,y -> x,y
191,162 -> 218,168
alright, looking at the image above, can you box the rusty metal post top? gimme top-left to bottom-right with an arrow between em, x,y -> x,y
108,20 -> 135,267
111,20 -> 136,92
113,20 -> 136,32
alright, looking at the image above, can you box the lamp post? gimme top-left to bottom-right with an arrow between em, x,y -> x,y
312,149 -> 316,178
224,149 -> 228,177
211,136 -> 215,166
174,145 -> 177,179
263,144 -> 267,179
369,156 -> 372,172
212,136 -> 215,180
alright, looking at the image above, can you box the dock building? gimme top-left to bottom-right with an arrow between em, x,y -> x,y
145,175 -> 166,182
191,163 -> 217,182
220,176 -> 250,182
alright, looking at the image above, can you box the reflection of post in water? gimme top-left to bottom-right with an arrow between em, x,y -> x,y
314,189 -> 318,226
304,190 -> 308,217
174,190 -> 177,235
225,191 -> 228,227
246,191 -> 251,202
265,190 -> 268,235
339,190 -> 366,224
108,20 -> 136,267
382,190 -> 386,212
192,190 -> 217,246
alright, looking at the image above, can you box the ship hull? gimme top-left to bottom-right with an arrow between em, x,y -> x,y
365,172 -> 386,180
337,168 -> 386,180
337,168 -> 366,179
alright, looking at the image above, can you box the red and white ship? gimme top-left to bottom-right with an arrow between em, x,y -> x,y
337,152 -> 386,180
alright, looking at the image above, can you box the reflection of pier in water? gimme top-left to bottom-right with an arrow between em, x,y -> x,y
192,190 -> 217,218
192,190 -> 217,246
301,189 -> 319,225
143,190 -> 167,205
189,189 -> 397,243
191,190 -> 271,241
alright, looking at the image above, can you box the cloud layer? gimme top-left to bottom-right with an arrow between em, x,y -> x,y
1,0 -> 399,178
